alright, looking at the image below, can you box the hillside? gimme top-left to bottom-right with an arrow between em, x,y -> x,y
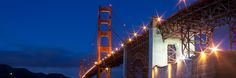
0,64 -> 70,78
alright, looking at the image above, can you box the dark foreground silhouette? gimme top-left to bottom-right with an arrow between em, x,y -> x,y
0,64 -> 70,78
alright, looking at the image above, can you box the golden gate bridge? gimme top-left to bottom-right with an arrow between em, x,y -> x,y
80,0 -> 236,78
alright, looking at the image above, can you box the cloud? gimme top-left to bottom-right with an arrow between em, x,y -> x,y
0,45 -> 82,67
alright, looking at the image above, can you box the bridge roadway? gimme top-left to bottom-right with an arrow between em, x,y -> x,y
82,0 -> 236,77
83,31 -> 149,78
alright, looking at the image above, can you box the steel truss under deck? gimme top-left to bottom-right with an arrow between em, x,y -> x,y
157,0 -> 236,57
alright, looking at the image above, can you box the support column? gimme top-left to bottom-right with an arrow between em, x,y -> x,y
123,47 -> 127,78
149,16 -> 167,78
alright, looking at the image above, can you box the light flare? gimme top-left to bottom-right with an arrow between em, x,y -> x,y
210,47 -> 219,53
121,43 -> 124,47
156,16 -> 164,24
128,38 -> 132,42
142,24 -> 148,30
210,41 -> 222,60
133,32 -> 138,37
177,0 -> 187,7
157,16 -> 162,22
155,12 -> 164,24
94,62 -> 98,65
105,67 -> 109,71
210,42 -> 221,53
115,48 -> 118,51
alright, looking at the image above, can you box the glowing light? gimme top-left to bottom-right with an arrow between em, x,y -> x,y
115,48 -> 118,51
105,67 -> 109,71
152,69 -> 155,78
107,54 -> 111,57
133,32 -> 138,37
156,16 -> 163,24
209,42 -> 221,53
111,51 -> 114,54
152,65 -> 158,78
121,43 -> 124,47
199,51 -> 206,63
154,66 -> 158,73
94,62 -> 98,65
9,72 -> 13,76
168,64 -> 172,78
157,17 -> 162,22
210,47 -> 219,52
211,42 -> 222,59
128,38 -> 132,42
152,66 -> 158,78
201,51 -> 205,55
142,25 -> 147,30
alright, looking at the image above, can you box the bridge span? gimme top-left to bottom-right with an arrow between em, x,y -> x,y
80,0 -> 236,78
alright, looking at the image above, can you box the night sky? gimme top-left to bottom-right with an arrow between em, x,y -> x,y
0,0 -> 229,78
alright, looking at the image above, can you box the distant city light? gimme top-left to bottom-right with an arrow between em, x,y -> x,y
9,72 -> 13,76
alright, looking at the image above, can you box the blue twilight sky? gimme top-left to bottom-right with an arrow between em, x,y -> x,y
0,0 -> 229,78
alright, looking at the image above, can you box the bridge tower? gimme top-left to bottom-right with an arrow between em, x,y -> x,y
97,4 -> 112,78
79,60 -> 85,78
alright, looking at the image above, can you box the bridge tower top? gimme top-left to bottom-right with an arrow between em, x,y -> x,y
97,4 -> 112,64
97,4 -> 112,78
